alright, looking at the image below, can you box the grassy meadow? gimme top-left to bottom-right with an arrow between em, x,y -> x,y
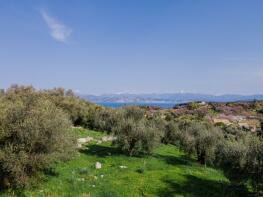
1,128 -> 241,197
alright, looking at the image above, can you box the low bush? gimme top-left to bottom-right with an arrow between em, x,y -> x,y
41,87 -> 96,128
0,94 -> 76,188
113,107 -> 160,156
4,85 -> 97,129
215,134 -> 263,195
167,120 -> 223,165
93,107 -> 118,133
162,121 -> 179,144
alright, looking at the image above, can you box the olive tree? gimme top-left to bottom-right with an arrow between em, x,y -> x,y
41,88 -> 95,128
215,133 -> 263,195
245,135 -> 263,194
113,107 -> 160,156
215,138 -> 247,183
0,95 -> 76,188
173,121 -> 223,165
162,120 -> 179,144
93,107 -> 118,133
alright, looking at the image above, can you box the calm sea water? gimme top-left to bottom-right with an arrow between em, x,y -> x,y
96,102 -> 176,109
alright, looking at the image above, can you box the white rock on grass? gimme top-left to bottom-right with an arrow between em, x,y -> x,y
119,165 -> 127,169
77,178 -> 85,182
77,137 -> 94,144
101,136 -> 117,142
95,162 -> 102,169
96,140 -> 102,144
77,137 -> 94,147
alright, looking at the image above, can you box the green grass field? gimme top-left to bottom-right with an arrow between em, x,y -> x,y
1,128 -> 242,197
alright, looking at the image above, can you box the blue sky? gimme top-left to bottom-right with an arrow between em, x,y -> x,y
0,0 -> 263,95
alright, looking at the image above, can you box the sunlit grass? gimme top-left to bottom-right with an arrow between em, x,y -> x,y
2,128 -> 230,197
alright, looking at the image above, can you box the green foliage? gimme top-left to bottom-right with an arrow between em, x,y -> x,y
136,167 -> 145,174
162,121 -> 179,144
215,132 -> 263,195
41,87 -> 96,128
148,112 -> 167,141
259,121 -> 263,137
163,118 -> 263,194
93,107 -> 118,133
0,87 -> 76,189
245,135 -> 263,193
113,107 -> 160,156
221,124 -> 248,141
215,137 -> 247,183
121,106 -> 145,121
2,85 -> 97,129
187,102 -> 200,110
168,120 -> 223,165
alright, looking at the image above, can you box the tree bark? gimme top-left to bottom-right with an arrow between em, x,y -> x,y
197,151 -> 206,165
128,139 -> 136,156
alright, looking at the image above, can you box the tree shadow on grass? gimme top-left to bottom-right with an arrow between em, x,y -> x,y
79,144 -> 123,158
153,153 -> 195,166
158,175 -> 251,197
43,167 -> 59,177
80,144 -> 151,158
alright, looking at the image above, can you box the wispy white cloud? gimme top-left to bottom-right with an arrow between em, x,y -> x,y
40,10 -> 72,43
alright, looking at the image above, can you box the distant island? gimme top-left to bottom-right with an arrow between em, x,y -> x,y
80,93 -> 263,104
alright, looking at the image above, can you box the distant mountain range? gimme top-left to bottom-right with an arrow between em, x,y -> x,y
80,93 -> 263,104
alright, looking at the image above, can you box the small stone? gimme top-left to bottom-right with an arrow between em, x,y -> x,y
95,162 -> 102,169
119,165 -> 127,169
78,137 -> 93,143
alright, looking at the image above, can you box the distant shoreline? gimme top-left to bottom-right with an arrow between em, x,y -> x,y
96,102 -> 176,109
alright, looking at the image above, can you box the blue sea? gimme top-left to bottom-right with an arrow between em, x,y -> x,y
96,102 -> 176,109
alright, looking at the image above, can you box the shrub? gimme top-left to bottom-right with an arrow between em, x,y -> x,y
41,88 -> 96,128
244,135 -> 263,193
121,106 -> 145,121
220,124 -> 248,141
171,121 -> 223,165
148,112 -> 167,142
187,102 -> 199,110
215,137 -> 247,183
113,107 -> 160,156
0,95 -> 76,188
2,85 -> 97,129
136,168 -> 145,174
215,134 -> 263,194
258,122 -> 263,137
162,121 -> 179,144
93,107 -> 118,133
